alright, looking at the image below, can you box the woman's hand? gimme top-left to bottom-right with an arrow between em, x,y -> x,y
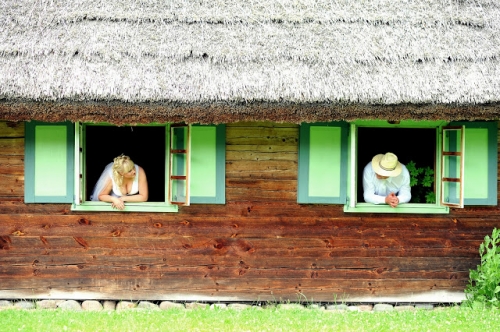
111,197 -> 125,210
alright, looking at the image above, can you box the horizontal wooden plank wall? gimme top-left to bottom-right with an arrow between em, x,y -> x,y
0,121 -> 499,302
226,122 -> 298,202
0,122 -> 24,200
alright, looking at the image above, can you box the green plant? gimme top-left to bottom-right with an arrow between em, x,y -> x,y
406,160 -> 435,203
464,228 -> 500,308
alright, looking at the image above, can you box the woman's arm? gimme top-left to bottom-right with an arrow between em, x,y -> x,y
97,177 -> 126,209
120,166 -> 148,202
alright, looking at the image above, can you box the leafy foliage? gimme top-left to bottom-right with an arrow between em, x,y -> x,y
464,228 -> 500,308
406,160 -> 435,203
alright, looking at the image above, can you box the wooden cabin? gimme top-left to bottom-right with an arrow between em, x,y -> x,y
1,0 -> 500,303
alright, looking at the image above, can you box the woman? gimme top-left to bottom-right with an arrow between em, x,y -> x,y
90,155 -> 148,210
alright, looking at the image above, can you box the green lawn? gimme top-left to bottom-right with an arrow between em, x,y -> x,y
1,306 -> 500,332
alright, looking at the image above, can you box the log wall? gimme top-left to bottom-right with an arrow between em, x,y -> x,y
0,121 -> 499,302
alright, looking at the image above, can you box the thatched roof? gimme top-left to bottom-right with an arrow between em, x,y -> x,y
1,0 -> 500,124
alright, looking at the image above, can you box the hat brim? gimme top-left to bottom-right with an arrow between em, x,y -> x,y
371,154 -> 402,177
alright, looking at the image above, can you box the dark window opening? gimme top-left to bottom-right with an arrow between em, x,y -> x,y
357,128 -> 436,203
85,126 -> 166,202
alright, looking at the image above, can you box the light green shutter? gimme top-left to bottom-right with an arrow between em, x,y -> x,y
450,121 -> 497,206
25,121 -> 74,203
298,122 -> 348,204
190,124 -> 225,204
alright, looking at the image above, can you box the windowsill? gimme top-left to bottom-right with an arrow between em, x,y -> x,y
71,202 -> 179,213
343,203 -> 449,214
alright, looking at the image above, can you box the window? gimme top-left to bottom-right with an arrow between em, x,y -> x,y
84,125 -> 166,203
356,127 -> 436,205
25,121 -> 225,212
298,120 -> 497,213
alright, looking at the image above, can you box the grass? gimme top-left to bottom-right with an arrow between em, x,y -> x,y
1,306 -> 500,332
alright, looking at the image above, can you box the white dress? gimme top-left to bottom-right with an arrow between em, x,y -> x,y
90,163 -> 139,201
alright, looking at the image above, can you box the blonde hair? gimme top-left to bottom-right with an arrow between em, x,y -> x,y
112,155 -> 135,188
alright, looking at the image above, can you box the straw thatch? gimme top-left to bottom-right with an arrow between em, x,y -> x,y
1,0 -> 500,124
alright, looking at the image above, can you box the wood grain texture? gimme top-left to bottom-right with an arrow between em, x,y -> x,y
0,121 -> 499,302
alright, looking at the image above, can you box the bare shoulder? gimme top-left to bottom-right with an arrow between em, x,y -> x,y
138,166 -> 147,176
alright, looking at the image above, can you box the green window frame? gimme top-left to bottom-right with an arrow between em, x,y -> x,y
441,126 -> 465,208
345,121 -> 449,213
24,121 -> 74,203
25,122 -> 225,211
297,122 -> 348,204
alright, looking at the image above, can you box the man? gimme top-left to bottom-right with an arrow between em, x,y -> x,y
363,152 -> 411,207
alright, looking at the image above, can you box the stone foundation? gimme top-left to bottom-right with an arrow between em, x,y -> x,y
0,300 -> 458,312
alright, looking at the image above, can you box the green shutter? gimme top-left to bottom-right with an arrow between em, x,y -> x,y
451,121 -> 497,206
298,122 -> 348,204
25,121 -> 74,203
190,124 -> 225,204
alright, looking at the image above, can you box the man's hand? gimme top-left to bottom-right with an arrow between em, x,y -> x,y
385,192 -> 399,208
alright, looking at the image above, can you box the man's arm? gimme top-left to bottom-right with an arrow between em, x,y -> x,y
363,165 -> 386,204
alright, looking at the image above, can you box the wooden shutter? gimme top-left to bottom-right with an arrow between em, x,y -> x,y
25,121 -> 74,203
169,124 -> 191,205
298,122 -> 348,204
452,121 -> 498,206
190,124 -> 225,204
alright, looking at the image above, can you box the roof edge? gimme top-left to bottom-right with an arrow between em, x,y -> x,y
1,100 -> 499,125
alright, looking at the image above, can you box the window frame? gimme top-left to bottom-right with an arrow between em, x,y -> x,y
344,120 -> 450,214
169,124 -> 191,206
72,122 -> 179,212
441,126 -> 465,208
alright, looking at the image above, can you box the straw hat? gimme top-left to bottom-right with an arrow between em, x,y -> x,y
371,152 -> 402,177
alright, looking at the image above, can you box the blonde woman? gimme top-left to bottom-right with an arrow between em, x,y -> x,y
90,155 -> 148,210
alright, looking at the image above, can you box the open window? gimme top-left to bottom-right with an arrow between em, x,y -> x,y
355,127 -> 437,205
74,123 -> 178,211
298,120 -> 497,214
25,121 -> 226,212
84,125 -> 166,202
